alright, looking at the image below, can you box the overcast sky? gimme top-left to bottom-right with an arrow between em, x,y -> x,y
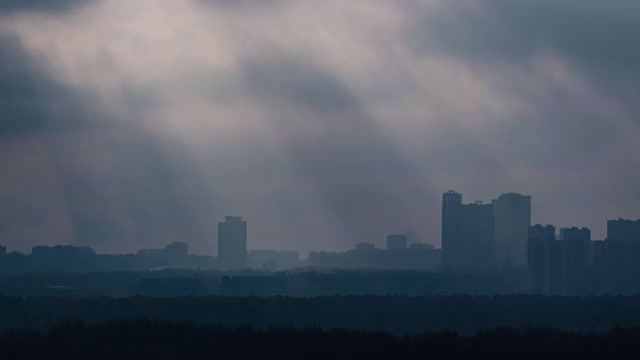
1,0 -> 639,254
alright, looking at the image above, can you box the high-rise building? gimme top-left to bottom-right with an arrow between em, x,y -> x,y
218,216 -> 247,269
559,227 -> 591,293
492,193 -> 531,269
441,191 -> 495,271
355,242 -> 376,251
607,218 -> 640,243
528,225 -> 595,295
603,219 -> 640,292
527,224 -> 557,294
386,234 -> 408,250
442,190 -> 463,270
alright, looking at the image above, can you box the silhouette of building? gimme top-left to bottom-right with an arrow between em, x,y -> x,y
0,245 -> 5,256
492,193 -> 531,269
528,225 -> 594,295
602,219 -> 640,293
527,225 -> 558,294
408,242 -> 434,250
309,243 -> 441,270
164,241 -> 189,265
30,245 -> 96,273
218,216 -> 247,269
607,218 -> 640,243
247,250 -> 300,271
441,191 -> 495,271
386,235 -> 408,250
442,190 -> 463,270
355,242 -> 375,251
559,227 -> 591,293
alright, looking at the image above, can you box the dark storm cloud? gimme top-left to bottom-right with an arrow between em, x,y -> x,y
410,0 -> 640,62
241,53 -> 411,177
0,34 -> 221,253
2,0 -> 639,251
402,0 -> 640,156
0,35 -> 85,137
244,55 -> 359,113
0,0 -> 95,14
409,0 -> 640,111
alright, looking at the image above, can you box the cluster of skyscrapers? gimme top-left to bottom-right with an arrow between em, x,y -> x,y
442,191 -> 531,271
528,219 -> 640,294
441,190 -> 640,294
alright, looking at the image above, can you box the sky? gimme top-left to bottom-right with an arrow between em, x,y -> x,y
1,0 -> 639,255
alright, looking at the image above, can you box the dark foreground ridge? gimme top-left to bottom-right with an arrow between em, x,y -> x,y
3,320 -> 640,360
4,295 -> 640,334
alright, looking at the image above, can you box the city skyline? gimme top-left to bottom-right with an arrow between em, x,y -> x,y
2,189 -> 640,295
1,192 -> 637,257
0,189 -> 636,255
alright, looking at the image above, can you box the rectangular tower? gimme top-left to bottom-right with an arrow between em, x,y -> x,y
492,193 -> 532,269
441,190 -> 463,270
441,191 -> 495,271
218,216 -> 247,269
559,227 -> 591,293
527,225 -> 557,294
386,234 -> 408,250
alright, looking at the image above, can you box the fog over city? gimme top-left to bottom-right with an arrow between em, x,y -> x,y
2,0 -> 640,255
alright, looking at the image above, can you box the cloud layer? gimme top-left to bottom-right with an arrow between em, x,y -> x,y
1,0 -> 639,253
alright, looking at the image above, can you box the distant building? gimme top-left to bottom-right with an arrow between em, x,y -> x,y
386,235 -> 408,250
527,225 -> 557,294
247,250 -> 300,271
559,227 -> 591,293
492,193 -> 531,269
607,218 -> 640,243
164,241 -> 189,265
218,216 -> 247,269
30,245 -> 96,273
408,242 -> 434,250
441,191 -> 495,271
355,242 -> 376,251
248,250 -> 278,269
442,190 -> 463,270
0,245 -> 6,256
602,219 -> 640,293
276,250 -> 300,269
528,225 -> 594,295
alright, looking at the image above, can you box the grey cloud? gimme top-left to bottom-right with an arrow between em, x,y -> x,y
408,0 -> 640,113
243,54 -> 359,112
0,34 -> 223,253
0,35 -> 78,137
194,0 -> 278,11
410,0 -> 640,63
2,0 -> 640,251
0,0 -> 95,14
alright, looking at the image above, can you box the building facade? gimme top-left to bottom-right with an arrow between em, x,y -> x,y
492,193 -> 531,269
218,216 -> 247,269
441,191 -> 495,271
